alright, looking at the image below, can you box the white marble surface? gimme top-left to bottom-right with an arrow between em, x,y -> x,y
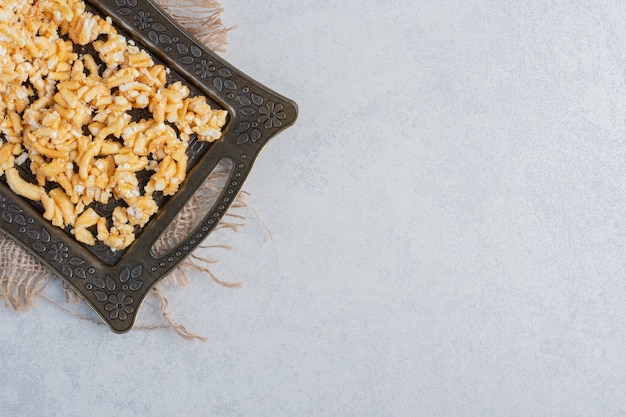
3,0 -> 626,416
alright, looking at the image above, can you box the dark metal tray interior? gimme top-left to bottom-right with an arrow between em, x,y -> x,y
0,0 -> 297,333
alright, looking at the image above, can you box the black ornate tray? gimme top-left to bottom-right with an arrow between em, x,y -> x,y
0,0 -> 297,333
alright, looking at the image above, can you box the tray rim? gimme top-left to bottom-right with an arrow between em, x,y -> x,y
0,0 -> 298,333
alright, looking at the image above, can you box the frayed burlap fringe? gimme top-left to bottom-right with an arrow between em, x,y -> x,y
157,0 -> 231,53
0,237 -> 51,310
0,0 -> 243,341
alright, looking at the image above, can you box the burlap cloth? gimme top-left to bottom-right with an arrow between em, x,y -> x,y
0,0 -> 253,341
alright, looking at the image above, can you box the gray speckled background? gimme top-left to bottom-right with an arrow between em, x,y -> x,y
2,1 -> 626,416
